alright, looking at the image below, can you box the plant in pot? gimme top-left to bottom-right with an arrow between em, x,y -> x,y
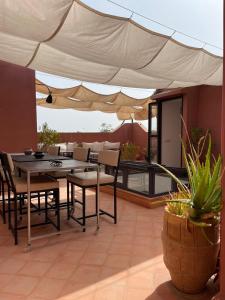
156,131 -> 222,294
121,142 -> 140,161
38,122 -> 60,153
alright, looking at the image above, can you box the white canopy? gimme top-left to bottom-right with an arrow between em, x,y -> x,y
36,79 -> 152,120
0,0 -> 222,89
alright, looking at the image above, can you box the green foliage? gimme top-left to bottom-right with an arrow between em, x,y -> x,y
38,122 -> 60,151
99,123 -> 113,132
121,143 -> 139,161
156,126 -> 222,227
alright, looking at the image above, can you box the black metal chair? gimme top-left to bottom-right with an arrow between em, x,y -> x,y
0,152 -> 61,244
66,150 -> 121,231
0,164 -> 6,223
47,147 -> 90,180
47,145 -> 61,156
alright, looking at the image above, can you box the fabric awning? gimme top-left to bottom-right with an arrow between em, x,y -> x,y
36,79 -> 152,120
0,0 -> 222,89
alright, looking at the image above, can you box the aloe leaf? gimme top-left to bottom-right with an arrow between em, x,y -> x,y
154,163 -> 190,195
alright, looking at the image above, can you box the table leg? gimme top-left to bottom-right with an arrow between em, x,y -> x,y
96,164 -> 100,230
27,171 -> 31,248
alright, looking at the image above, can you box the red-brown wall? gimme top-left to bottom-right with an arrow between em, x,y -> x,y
183,85 -> 222,155
0,61 -> 37,152
153,85 -> 222,156
196,86 -> 222,155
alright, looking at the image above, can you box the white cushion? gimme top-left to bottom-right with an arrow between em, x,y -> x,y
67,171 -> 114,186
55,143 -> 67,152
82,142 -> 94,151
67,142 -> 78,151
103,141 -> 120,150
92,142 -> 104,152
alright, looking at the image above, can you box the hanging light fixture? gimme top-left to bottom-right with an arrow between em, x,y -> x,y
45,93 -> 53,103
36,82 -> 53,103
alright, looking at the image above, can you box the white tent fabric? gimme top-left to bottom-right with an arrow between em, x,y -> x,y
36,79 -> 152,120
0,0 -> 222,89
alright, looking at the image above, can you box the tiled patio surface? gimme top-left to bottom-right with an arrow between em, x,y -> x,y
0,180 -> 217,300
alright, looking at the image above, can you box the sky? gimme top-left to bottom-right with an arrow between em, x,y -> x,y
36,0 -> 223,132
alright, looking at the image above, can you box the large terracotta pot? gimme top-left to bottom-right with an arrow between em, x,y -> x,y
161,209 -> 220,294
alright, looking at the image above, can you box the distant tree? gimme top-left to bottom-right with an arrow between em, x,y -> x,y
38,122 -> 60,151
99,123 -> 113,132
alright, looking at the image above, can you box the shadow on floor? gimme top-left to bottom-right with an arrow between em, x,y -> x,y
146,280 -> 218,300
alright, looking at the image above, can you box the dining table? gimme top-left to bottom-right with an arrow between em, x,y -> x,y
12,154 -> 71,162
13,157 -> 100,249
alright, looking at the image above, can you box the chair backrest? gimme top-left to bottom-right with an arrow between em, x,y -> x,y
98,150 -> 120,167
48,146 -> 60,156
73,147 -> 90,162
0,152 -> 16,192
0,164 -> 5,181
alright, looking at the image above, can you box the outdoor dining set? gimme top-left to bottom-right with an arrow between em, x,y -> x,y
0,146 -> 120,248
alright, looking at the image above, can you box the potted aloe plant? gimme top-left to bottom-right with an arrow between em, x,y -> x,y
157,129 -> 222,294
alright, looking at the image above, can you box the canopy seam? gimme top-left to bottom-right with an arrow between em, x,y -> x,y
26,0 -> 75,67
103,68 -> 122,84
135,35 -> 174,71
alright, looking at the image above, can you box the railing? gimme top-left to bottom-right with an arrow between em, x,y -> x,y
116,161 -> 188,198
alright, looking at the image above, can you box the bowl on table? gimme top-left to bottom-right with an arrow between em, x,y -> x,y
24,149 -> 33,156
33,151 -> 45,159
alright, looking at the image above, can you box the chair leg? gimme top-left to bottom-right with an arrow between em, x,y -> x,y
2,181 -> 6,224
14,195 -> 18,245
38,192 -> 41,213
114,185 -> 117,224
95,186 -> 98,216
67,181 -> 70,220
55,189 -> 60,231
8,187 -> 11,229
82,188 -> 86,232
71,183 -> 74,208
45,192 -> 48,223
19,194 -> 23,216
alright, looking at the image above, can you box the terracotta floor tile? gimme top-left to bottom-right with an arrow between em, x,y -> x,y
59,250 -> 85,265
108,243 -> 132,255
94,283 -> 126,300
0,245 -> 17,258
0,293 -> 25,300
76,294 -> 95,300
3,275 -> 39,296
70,265 -> 101,284
19,261 -> 52,277
46,262 -> 77,280
0,274 -> 14,289
104,254 -> 130,269
112,234 -> 133,244
80,252 -> 107,266
0,258 -> 26,274
97,267 -> 128,289
59,282 -> 96,300
124,288 -> 152,300
0,187 -> 217,300
87,241 -> 111,253
127,270 -> 154,290
132,245 -> 155,257
25,296 -> 46,300
26,244 -> 65,262
31,277 -> 66,299
65,240 -> 90,252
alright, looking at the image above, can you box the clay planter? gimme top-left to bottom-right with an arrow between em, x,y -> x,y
161,209 -> 220,294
